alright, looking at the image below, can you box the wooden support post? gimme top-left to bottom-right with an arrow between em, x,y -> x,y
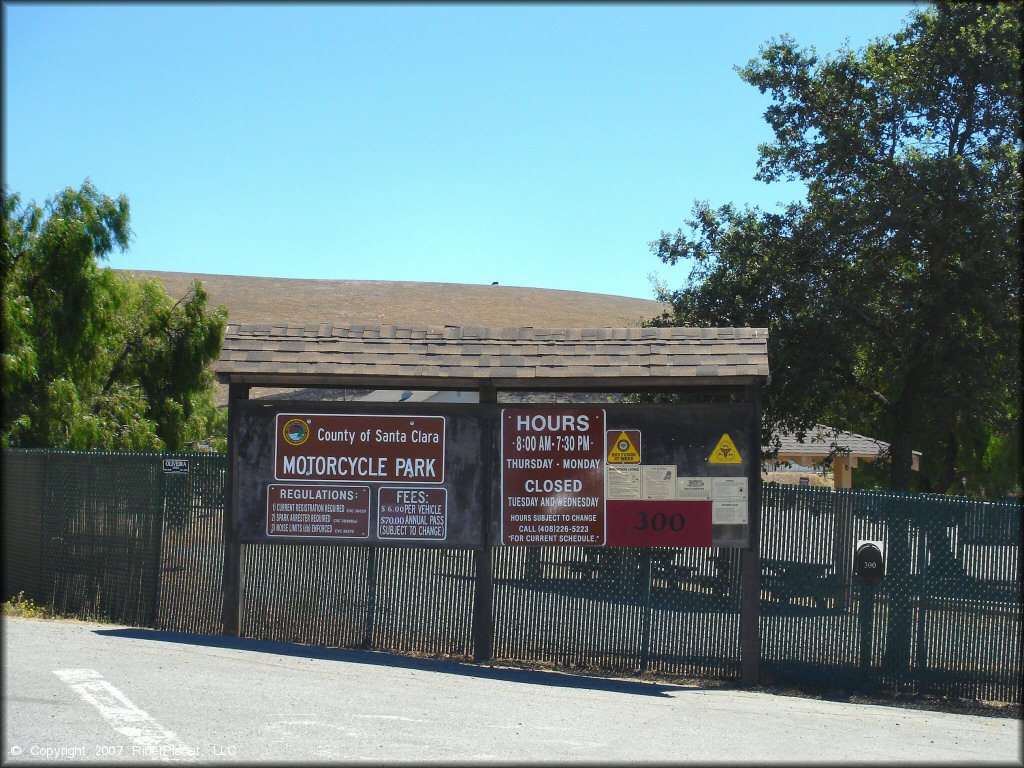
473,384 -> 497,662
222,383 -> 249,637
833,455 -> 853,490
473,548 -> 494,662
740,385 -> 763,686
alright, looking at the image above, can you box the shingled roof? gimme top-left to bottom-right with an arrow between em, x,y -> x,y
215,322 -> 770,390
773,424 -> 921,464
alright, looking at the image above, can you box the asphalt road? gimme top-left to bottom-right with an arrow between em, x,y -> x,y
3,617 -> 1020,764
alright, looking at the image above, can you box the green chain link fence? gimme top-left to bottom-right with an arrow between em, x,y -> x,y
491,545 -> 743,677
3,449 -> 1019,702
759,485 -> 1021,702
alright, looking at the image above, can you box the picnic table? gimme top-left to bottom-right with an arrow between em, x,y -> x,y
651,553 -> 696,587
564,551 -> 734,597
565,549 -> 602,581
563,550 -> 651,591
762,558 -> 839,608
691,554 -> 733,596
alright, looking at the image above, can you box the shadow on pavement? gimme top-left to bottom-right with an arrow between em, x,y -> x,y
93,627 -> 697,698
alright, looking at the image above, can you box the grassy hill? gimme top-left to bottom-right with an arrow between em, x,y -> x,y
120,270 -> 667,405
122,270 -> 665,329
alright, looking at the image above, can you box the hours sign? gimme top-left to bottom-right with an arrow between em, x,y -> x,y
501,408 -> 606,546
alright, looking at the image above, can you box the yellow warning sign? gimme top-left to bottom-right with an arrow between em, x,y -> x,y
708,433 -> 743,464
607,430 -> 641,464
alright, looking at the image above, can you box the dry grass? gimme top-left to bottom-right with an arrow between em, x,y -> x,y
122,270 -> 666,329
120,270 -> 668,405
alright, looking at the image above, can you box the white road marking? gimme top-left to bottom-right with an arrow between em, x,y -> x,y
53,669 -> 199,762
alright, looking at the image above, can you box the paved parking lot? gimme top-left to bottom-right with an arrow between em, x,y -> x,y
3,617 -> 1021,763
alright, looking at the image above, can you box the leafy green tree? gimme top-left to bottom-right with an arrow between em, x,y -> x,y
649,2 -> 1021,677
2,181 -> 227,451
651,2 -> 1021,496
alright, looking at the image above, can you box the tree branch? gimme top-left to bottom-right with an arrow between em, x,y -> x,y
835,364 -> 891,409
94,288 -> 193,409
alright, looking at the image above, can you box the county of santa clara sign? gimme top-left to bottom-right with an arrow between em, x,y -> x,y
232,401 -> 753,549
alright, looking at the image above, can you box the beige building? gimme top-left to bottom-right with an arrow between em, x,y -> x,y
764,425 -> 921,489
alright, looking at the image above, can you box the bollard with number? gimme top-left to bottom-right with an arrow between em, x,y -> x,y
854,541 -> 886,675
854,540 -> 885,581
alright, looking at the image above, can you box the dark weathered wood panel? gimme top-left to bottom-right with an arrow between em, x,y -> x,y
233,401 -> 488,548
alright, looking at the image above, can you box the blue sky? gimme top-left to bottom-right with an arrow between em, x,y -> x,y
4,2 -> 917,300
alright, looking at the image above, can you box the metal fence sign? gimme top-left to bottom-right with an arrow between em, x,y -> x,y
267,484 -> 370,538
275,413 -> 445,483
377,487 -> 448,540
501,408 -> 607,546
234,402 -> 483,548
235,401 -> 753,549
496,403 -> 754,548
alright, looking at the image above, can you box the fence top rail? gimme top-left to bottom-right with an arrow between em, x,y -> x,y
764,482 -> 1020,508
3,448 -> 225,459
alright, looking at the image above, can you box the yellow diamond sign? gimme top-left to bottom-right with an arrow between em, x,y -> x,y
708,433 -> 742,464
607,430 -> 641,464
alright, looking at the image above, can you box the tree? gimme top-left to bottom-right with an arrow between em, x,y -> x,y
2,181 -> 227,451
650,2 -> 1021,496
649,1 -> 1021,681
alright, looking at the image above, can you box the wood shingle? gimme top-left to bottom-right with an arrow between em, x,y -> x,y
216,323 -> 769,390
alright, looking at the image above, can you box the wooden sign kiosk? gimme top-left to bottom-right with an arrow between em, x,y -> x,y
215,322 -> 769,683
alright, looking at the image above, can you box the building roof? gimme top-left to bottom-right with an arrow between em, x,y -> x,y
773,424 -> 922,461
127,270 -> 669,404
215,322 -> 770,391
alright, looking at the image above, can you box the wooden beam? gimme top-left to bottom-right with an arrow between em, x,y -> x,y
223,383 -> 249,637
472,385 -> 497,662
214,371 -> 768,391
833,455 -> 853,490
740,385 -> 763,686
